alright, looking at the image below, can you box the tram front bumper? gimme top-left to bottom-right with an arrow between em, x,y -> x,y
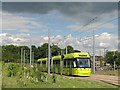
77,68 -> 91,76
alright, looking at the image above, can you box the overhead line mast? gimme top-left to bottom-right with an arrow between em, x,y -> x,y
48,29 -> 50,74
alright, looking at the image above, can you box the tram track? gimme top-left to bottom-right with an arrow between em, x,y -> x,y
45,72 -> 119,86
71,74 -> 119,86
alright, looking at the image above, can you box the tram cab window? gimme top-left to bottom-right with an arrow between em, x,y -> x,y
77,58 -> 90,68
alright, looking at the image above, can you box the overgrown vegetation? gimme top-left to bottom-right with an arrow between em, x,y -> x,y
0,62 -> 2,89
2,62 -> 118,88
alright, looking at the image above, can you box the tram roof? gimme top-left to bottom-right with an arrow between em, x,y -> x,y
37,53 -> 90,62
37,58 -> 47,62
64,53 -> 90,59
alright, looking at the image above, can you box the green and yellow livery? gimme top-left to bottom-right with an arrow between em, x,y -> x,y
37,53 -> 91,76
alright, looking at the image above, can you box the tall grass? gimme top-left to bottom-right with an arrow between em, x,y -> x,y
2,62 -> 118,88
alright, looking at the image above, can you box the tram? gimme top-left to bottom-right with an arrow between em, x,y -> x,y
37,53 -> 91,76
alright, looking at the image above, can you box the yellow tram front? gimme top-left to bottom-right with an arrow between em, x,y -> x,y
63,53 -> 91,76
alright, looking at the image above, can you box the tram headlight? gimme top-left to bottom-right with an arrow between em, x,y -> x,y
88,68 -> 91,70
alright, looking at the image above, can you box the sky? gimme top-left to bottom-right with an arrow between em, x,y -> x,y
0,2 -> 119,56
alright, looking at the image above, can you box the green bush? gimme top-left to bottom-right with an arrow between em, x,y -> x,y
52,74 -> 56,83
7,63 -> 18,77
2,61 -> 5,66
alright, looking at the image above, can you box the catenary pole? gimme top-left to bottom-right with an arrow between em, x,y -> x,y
48,29 -> 50,74
114,51 -> 115,74
24,50 -> 25,68
21,48 -> 23,68
104,48 -> 106,58
66,40 -> 67,54
30,37 -> 31,67
33,52 -> 34,63
100,50 -> 101,56
61,50 -> 63,75
93,29 -> 95,73
65,37 -> 67,54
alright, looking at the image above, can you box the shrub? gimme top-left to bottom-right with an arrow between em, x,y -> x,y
7,63 -> 18,77
52,74 -> 56,83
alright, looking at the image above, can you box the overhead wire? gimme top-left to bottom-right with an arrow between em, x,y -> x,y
50,2 -> 118,51
78,30 -> 118,42
72,2 -> 118,37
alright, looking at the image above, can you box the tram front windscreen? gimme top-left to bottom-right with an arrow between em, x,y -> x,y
76,58 -> 91,68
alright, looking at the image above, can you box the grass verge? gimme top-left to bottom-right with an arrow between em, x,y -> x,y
0,62 -> 2,89
2,63 -> 119,88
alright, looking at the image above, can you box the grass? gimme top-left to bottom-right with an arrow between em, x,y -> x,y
92,70 -> 119,76
2,63 -> 119,88
2,74 -> 118,88
0,62 -> 1,89
92,72 -> 118,76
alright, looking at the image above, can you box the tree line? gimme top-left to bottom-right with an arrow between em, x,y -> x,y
1,44 -> 120,66
1,43 -> 74,63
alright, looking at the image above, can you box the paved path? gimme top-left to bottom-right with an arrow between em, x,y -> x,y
73,74 -> 119,86
48,72 -> 119,86
0,72 -> 1,89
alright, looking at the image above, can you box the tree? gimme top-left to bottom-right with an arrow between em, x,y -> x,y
105,50 -> 120,66
51,45 -> 61,56
31,45 -> 39,60
66,45 -> 74,54
2,45 -> 29,63
105,51 -> 114,65
115,51 -> 120,66
40,43 -> 48,58
1,44 -> 78,63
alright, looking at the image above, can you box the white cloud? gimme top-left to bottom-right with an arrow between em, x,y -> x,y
1,32 -> 118,56
67,22 -> 116,32
99,42 -> 110,47
43,37 -> 48,41
2,12 -> 46,33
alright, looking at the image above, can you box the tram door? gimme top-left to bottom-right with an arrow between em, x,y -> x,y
69,60 -> 72,75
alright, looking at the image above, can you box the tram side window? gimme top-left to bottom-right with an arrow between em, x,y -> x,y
56,60 -> 60,66
42,61 -> 46,65
50,59 -> 51,66
53,61 -> 56,66
57,60 -> 60,65
67,60 -> 70,68
71,60 -> 74,68
38,62 -> 40,64
63,60 -> 66,68
53,60 -> 60,67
